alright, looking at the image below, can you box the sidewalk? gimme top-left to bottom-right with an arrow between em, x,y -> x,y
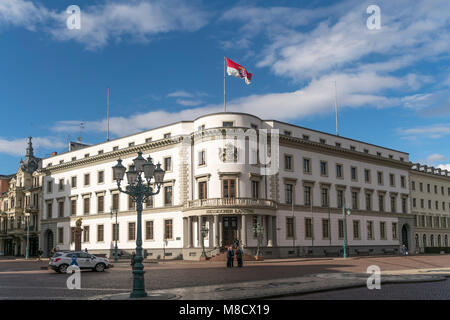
90,267 -> 450,300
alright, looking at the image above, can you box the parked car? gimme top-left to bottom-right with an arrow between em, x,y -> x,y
49,251 -> 110,273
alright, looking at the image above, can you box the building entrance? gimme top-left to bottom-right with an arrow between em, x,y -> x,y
222,216 -> 238,246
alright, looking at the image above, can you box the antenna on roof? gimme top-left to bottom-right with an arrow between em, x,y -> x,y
77,121 -> 85,142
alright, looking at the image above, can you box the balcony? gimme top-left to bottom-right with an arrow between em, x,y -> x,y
184,198 -> 277,210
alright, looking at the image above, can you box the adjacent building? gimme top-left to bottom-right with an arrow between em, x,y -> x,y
410,163 -> 450,253
39,112 -> 415,259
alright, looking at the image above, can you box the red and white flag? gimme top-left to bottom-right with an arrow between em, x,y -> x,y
226,58 -> 253,84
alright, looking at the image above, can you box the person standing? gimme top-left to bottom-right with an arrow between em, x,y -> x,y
226,246 -> 234,268
236,246 -> 243,268
37,248 -> 43,261
401,244 -> 408,256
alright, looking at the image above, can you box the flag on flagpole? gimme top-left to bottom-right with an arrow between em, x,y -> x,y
226,58 -> 253,84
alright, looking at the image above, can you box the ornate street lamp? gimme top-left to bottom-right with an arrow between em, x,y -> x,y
110,208 -> 119,262
112,152 -> 165,298
252,221 -> 264,258
200,224 -> 209,259
342,206 -> 351,258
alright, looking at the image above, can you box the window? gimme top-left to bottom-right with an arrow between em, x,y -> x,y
113,146 -> 119,151
164,186 -> 173,206
379,195 -> 384,212
389,154 -> 393,159
321,188 -> 329,207
392,223 -> 398,239
199,181 -> 207,200
285,184 -> 293,204
389,174 -> 395,187
284,130 -> 292,136
402,198 -> 407,213
305,218 -> 313,239
319,138 -> 326,144
222,122 -> 233,127
84,173 -> 90,186
434,185 -> 438,194
335,142 -> 341,148
380,222 -> 386,239
351,167 -> 357,181
428,200 -> 432,209
284,155 -> 292,170
251,181 -> 259,199
47,181 -> 53,193
420,199 -> 424,208
304,186 -> 311,206
367,221 -> 374,240
364,149 -> 369,154
337,190 -> 344,209
97,225 -> 104,242
145,138 -> 152,143
84,154 -> 89,158
98,171 -> 104,184
286,217 -> 294,238
350,146 -> 356,151
128,222 -> 136,241
71,199 -> 77,216
112,193 -> 119,210
47,202 -> 53,218
352,191 -> 359,210
58,201 -> 64,218
83,226 -> 90,242
98,150 -> 103,155
377,152 -> 382,157
70,227 -> 75,243
128,196 -> 136,210
164,157 -> 172,172
145,221 -> 154,240
401,176 -> 406,188
164,219 -> 173,239
71,157 -> 76,161
58,179 -> 64,191
58,227 -> 64,244
336,164 -> 343,178
303,158 -> 311,173
198,150 -> 206,166
419,183 -> 423,192
322,219 -> 329,239
427,184 -> 430,193
83,198 -> 90,214
365,193 -> 372,210
97,196 -> 104,213
320,161 -> 327,176
364,169 -> 371,183
128,142 -> 135,147
112,224 -> 119,241
71,176 -> 77,188
391,196 -> 396,213
353,220 -> 360,239
222,179 -> 236,198
338,220 -> 344,239
302,135 -> 309,140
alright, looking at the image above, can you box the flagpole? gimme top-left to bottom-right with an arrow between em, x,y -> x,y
334,80 -> 339,136
224,57 -> 226,112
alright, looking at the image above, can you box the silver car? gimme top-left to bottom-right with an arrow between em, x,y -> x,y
49,251 -> 110,273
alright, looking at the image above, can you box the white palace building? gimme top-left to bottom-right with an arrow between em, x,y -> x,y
39,112 -> 415,259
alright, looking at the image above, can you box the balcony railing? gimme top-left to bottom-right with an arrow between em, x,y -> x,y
184,197 -> 277,209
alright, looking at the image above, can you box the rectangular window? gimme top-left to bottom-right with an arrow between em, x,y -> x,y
71,199 -> 77,216
337,190 -> 344,209
352,191 -> 359,210
305,218 -> 313,239
321,188 -> 329,207
351,167 -> 357,181
47,181 -> 52,193
145,137 -> 152,143
222,121 -> 233,127
146,196 -> 153,208
164,219 -> 173,239
58,179 -> 64,191
392,223 -> 398,239
285,184 -> 293,204
97,196 -> 104,213
377,172 -> 383,185
320,161 -> 327,176
47,202 -> 53,219
128,195 -> 136,210
97,225 -> 104,242
58,227 -> 64,244
145,221 -> 154,240
380,222 -> 386,239
164,157 -> 172,172
56,201 -> 63,218
199,181 -> 207,200
378,195 -> 384,212
198,150 -> 206,166
304,186 -> 311,206
251,181 -> 259,199
391,196 -> 396,213
284,130 -> 292,136
83,226 -> 90,243
336,164 -> 343,178
286,217 -> 294,238
71,176 -> 77,188
222,179 -> 236,198
367,221 -> 374,240
84,173 -> 90,186
113,146 -> 119,151
164,186 -> 173,205
98,171 -> 104,184
284,155 -> 292,170
365,193 -> 372,211
303,158 -> 311,173
322,219 -> 329,239
112,194 -> 119,210
338,219 -> 344,239
364,169 -> 371,183
128,142 -> 135,147
401,176 -> 406,188
112,223 -> 119,241
353,220 -> 360,239
83,198 -> 90,214
402,198 -> 407,213
128,222 -> 136,241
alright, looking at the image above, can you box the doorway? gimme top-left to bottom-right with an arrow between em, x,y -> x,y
46,230 -> 54,256
222,216 -> 238,246
401,224 -> 409,249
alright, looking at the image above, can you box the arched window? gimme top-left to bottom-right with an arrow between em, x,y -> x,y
431,234 -> 434,247
423,234 -> 427,247
438,235 -> 442,247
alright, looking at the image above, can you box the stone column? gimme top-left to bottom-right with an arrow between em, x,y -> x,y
213,215 -> 219,248
197,216 -> 202,248
187,216 -> 192,248
267,215 -> 273,247
219,217 -> 223,247
241,215 -> 247,247
272,216 -> 277,247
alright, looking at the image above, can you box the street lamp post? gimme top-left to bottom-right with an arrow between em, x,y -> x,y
342,206 -> 351,258
24,212 -> 30,260
112,152 -> 165,298
252,221 -> 264,258
110,208 -> 118,262
200,224 -> 209,259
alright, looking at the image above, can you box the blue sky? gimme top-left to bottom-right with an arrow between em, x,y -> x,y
0,0 -> 449,174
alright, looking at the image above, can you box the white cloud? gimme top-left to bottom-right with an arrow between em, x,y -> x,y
0,0 -> 208,50
167,90 -> 194,98
437,164 -> 450,171
176,99 -> 203,106
425,153 -> 446,163
398,124 -> 450,139
0,137 -> 65,156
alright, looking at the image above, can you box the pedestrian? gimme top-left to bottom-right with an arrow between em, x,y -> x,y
226,246 -> 234,268
84,248 -> 88,253
38,248 -> 43,261
50,247 -> 55,257
131,251 -> 136,269
233,239 -> 240,249
236,246 -> 243,268
401,244 -> 408,256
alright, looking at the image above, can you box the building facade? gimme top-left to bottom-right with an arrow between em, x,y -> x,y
39,112 -> 414,259
0,138 -> 42,256
410,164 -> 450,253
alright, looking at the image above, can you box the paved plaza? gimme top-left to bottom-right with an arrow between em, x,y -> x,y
1,254 -> 450,299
